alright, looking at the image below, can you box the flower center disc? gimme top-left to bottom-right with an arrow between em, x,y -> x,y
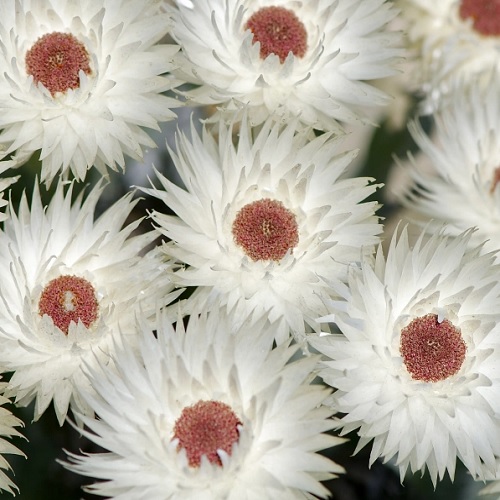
244,6 -> 308,62
25,32 -> 91,95
232,198 -> 299,261
38,275 -> 99,334
459,0 -> 500,36
400,313 -> 466,382
173,400 -> 241,467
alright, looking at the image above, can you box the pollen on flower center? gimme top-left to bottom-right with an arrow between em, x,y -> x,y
38,275 -> 99,334
459,0 -> 500,36
25,32 -> 91,95
244,6 -> 308,63
400,313 -> 467,383
232,198 -> 299,261
173,400 -> 241,467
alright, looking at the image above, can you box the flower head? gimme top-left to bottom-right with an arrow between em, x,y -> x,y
0,0 -> 180,183
310,226 -> 500,485
399,0 -> 500,110
397,73 -> 500,256
63,309 -> 344,499
141,118 -> 382,344
169,0 -> 402,131
0,180 -> 175,425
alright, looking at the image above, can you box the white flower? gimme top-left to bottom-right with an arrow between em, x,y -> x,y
141,118 -> 382,345
0,0 -> 180,184
0,384 -> 25,496
0,180 -> 175,425
398,0 -> 500,110
396,74 -> 500,256
169,0 -> 402,131
63,308 -> 344,499
310,226 -> 500,485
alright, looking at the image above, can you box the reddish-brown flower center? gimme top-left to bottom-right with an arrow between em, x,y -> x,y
400,313 -> 467,383
25,32 -> 91,95
459,0 -> 500,36
232,198 -> 299,261
38,275 -> 99,334
244,6 -> 308,63
173,400 -> 241,468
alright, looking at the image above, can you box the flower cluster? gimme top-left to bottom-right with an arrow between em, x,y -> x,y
0,1 -> 498,499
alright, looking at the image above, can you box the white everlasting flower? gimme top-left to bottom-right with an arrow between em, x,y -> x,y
169,0 -> 402,131
0,384 -> 25,496
310,227 -> 500,485
398,0 -> 500,110
141,118 -> 382,345
0,180 -> 175,425
63,308 -> 344,499
0,0 -> 180,184
397,74 -> 500,256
